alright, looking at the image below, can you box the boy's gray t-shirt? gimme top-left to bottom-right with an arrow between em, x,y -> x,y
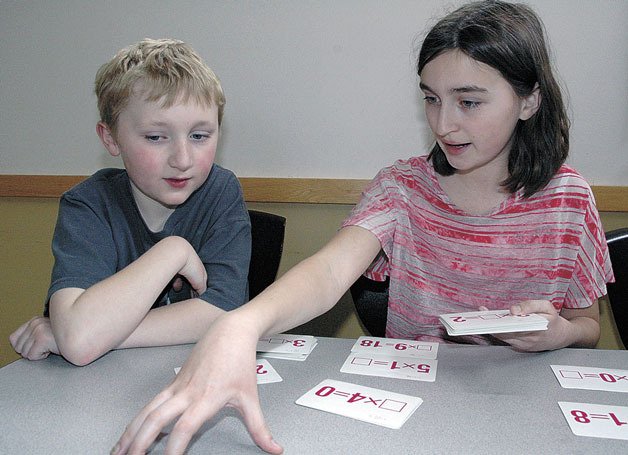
45,166 -> 251,314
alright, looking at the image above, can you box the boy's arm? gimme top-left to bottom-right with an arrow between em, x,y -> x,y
49,236 -> 209,366
116,298 -> 224,349
9,316 -> 59,360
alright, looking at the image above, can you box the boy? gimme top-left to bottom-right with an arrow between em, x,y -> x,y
9,38 -> 251,366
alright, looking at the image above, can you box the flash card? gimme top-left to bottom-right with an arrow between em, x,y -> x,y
341,352 -> 437,382
296,379 -> 423,429
551,365 -> 628,393
254,358 -> 283,384
350,336 -> 439,360
174,358 -> 282,384
256,333 -> 318,361
439,309 -> 548,336
558,402 -> 628,440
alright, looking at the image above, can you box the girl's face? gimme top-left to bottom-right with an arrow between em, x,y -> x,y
419,50 -> 538,177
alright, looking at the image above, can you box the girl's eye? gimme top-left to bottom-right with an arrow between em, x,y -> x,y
423,95 -> 439,105
145,135 -> 162,142
461,100 -> 481,109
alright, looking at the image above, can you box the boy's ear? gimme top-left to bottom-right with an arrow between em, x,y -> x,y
519,84 -> 541,121
96,121 -> 121,157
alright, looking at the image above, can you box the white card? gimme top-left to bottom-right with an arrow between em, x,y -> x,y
174,358 -> 282,384
439,309 -> 548,335
341,353 -> 437,382
296,379 -> 423,429
350,336 -> 439,360
256,334 -> 318,361
558,402 -> 628,440
551,365 -> 628,393
254,358 -> 283,384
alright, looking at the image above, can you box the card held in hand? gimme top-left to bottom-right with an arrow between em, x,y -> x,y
439,309 -> 548,336
296,379 -> 423,429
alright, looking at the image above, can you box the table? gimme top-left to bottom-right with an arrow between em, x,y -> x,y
1,338 -> 626,454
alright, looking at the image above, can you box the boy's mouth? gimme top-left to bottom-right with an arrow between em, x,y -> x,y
165,178 -> 190,189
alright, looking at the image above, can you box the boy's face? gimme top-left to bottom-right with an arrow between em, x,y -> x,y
98,89 -> 219,209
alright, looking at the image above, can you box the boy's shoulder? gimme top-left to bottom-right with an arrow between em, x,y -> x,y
63,168 -> 129,197
197,164 -> 241,195
62,168 -> 130,202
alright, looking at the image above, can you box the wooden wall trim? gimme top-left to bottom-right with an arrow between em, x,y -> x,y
1,174 -> 627,211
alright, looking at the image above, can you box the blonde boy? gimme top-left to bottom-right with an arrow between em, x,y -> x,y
10,39 -> 250,366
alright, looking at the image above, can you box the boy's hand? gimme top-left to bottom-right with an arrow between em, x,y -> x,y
486,300 -> 571,351
177,243 -> 207,296
111,316 -> 283,455
9,316 -> 59,360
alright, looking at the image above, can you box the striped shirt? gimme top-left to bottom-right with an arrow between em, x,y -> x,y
343,155 -> 614,344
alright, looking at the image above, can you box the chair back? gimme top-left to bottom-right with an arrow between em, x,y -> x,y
248,210 -> 286,299
606,228 -> 628,348
349,275 -> 389,337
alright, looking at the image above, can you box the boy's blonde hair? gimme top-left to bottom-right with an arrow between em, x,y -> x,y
95,38 -> 225,135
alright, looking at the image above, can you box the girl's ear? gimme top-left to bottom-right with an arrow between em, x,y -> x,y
96,122 -> 121,157
519,84 -> 541,121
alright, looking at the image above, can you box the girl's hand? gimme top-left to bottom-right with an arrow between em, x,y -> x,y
9,316 -> 59,360
488,300 -> 572,351
111,316 -> 283,455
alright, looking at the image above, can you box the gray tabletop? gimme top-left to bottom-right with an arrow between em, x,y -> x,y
1,338 -> 627,454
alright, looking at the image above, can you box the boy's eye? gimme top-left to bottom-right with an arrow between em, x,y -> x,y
145,135 -> 162,142
190,133 -> 210,141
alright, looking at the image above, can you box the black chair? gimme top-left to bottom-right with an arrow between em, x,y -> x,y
606,228 -> 628,348
248,210 -> 286,300
349,275 -> 389,337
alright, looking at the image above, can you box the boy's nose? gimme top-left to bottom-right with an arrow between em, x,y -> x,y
169,141 -> 193,171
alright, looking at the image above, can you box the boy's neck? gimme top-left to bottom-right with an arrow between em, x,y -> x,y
129,181 -> 176,233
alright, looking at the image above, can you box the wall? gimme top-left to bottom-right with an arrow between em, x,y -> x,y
1,0 -> 627,185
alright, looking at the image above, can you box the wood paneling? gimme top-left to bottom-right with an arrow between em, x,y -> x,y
1,174 -> 627,211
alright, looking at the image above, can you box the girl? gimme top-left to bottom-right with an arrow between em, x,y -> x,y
113,2 -> 613,454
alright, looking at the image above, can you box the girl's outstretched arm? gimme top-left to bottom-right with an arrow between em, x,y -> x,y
112,225 -> 383,454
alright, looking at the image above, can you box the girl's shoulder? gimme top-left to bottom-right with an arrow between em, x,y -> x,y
375,155 -> 432,180
543,164 -> 594,196
520,164 -> 596,213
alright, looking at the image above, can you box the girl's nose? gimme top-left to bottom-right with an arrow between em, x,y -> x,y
433,104 -> 458,137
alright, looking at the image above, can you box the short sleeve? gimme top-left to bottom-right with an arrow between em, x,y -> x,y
564,193 -> 614,308
342,168 -> 398,282
45,193 -> 118,313
189,173 -> 251,311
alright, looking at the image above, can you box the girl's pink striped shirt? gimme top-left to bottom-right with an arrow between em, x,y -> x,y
343,155 -> 614,344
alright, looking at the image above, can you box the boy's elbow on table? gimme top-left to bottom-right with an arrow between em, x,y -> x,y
55,331 -> 105,366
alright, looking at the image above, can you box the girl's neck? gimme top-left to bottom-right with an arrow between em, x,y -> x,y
437,155 -> 511,216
